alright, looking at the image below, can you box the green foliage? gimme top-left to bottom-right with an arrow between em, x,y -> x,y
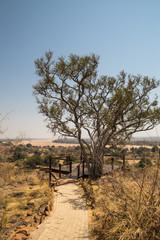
74,146 -> 81,150
69,155 -> 79,163
26,143 -> 32,148
15,159 -> 25,167
130,147 -> 151,156
23,154 -> 58,168
43,154 -> 57,167
151,145 -> 159,153
33,149 -> 41,155
138,157 -> 152,168
24,155 -> 43,167
12,151 -> 26,161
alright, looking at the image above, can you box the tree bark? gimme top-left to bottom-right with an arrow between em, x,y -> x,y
122,154 -> 126,170
90,154 -> 104,178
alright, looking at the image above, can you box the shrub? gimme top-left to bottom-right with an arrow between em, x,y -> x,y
0,209 -> 7,239
42,154 -> 57,166
85,168 -> 160,240
80,179 -> 96,208
151,145 -> 159,153
26,143 -> 32,148
11,151 -> 26,161
24,154 -> 58,168
138,157 -> 152,168
24,155 -> 43,167
15,159 -> 25,167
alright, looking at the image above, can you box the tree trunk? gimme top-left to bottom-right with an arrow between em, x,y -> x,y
122,154 -> 126,170
80,142 -> 104,178
90,154 -> 104,178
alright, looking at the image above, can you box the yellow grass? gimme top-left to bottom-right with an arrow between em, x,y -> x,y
0,163 -> 52,240
84,168 -> 160,240
127,159 -> 140,165
125,144 -> 152,150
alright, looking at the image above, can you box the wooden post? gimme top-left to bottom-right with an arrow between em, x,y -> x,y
122,154 -> 125,170
49,156 -> 52,185
77,165 -> 80,178
59,164 -> 61,178
69,159 -> 72,173
66,156 -> 72,174
66,156 -> 69,165
82,159 -> 85,177
80,153 -> 83,162
111,157 -> 114,170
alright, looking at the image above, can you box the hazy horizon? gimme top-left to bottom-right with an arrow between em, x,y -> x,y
1,135 -> 160,143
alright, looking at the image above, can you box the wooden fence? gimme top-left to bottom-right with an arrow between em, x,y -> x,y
47,152 -> 125,185
48,156 -> 72,185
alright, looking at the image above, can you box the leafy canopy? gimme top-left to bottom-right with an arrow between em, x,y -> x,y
33,51 -> 160,149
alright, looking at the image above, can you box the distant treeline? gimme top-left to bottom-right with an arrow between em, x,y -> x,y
53,137 -> 160,146
53,138 -> 90,144
53,138 -> 79,143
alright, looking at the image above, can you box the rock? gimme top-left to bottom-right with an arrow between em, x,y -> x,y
23,217 -> 34,226
45,205 -> 50,212
21,216 -> 26,220
10,233 -> 27,240
34,214 -> 40,224
44,211 -> 50,216
27,211 -> 33,216
40,214 -> 45,224
49,203 -> 53,211
17,228 -> 29,236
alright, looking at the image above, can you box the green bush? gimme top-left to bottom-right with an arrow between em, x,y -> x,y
42,154 -> 57,167
26,143 -> 32,148
24,154 -> 58,168
24,155 -> 43,167
15,159 -> 25,167
151,145 -> 159,153
138,157 -> 152,168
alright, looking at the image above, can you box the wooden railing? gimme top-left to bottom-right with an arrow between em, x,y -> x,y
77,154 -> 89,179
48,156 -> 72,186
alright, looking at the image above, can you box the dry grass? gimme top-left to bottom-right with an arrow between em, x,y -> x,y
82,167 -> 160,240
127,159 -> 140,165
0,162 -> 27,186
0,162 -> 52,240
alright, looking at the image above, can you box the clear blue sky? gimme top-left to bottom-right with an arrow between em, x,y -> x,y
1,0 -> 160,139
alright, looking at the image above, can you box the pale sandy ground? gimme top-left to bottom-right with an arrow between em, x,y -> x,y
125,144 -> 152,149
19,140 -> 152,149
21,139 -> 79,147
127,160 -> 140,165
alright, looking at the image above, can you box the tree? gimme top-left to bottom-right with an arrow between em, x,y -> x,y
151,145 -> 159,153
0,113 -> 9,161
33,51 -> 160,178
0,113 -> 8,135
